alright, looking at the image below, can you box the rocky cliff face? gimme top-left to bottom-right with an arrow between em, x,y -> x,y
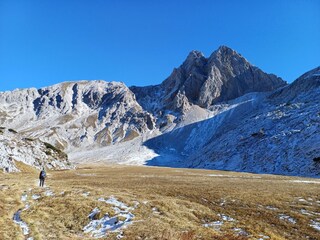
0,81 -> 155,151
0,127 -> 70,172
131,46 -> 286,117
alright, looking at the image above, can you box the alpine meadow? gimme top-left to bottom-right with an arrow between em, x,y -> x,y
0,1 -> 320,240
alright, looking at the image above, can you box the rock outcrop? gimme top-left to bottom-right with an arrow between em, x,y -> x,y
0,127 -> 70,172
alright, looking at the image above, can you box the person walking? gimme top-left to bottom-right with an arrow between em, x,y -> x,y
39,168 -> 46,187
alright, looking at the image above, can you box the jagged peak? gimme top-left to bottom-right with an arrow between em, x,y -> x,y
186,50 -> 205,59
217,45 -> 235,53
181,50 -> 206,71
209,45 -> 249,64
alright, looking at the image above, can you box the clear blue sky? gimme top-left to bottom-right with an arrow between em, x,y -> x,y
0,0 -> 319,91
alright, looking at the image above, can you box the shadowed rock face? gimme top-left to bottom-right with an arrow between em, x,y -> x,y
142,66 -> 320,177
270,66 -> 320,101
131,46 -> 286,114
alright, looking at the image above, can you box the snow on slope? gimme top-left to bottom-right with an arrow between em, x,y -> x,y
143,67 -> 320,177
69,134 -> 160,165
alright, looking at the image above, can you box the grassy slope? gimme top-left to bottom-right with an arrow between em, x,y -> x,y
0,164 -> 319,240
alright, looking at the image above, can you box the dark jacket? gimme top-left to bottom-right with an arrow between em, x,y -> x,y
39,170 -> 46,179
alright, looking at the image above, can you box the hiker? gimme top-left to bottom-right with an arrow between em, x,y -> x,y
39,168 -> 46,187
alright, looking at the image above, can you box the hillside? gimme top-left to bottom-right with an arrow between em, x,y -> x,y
143,67 -> 320,177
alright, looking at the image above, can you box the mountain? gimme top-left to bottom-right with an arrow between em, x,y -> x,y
144,66 -> 320,177
131,46 -> 286,121
0,81 -> 155,152
0,127 -> 70,172
1,46 -> 318,177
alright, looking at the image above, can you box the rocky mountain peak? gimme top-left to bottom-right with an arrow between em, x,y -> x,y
215,45 -> 238,55
186,50 -> 205,59
208,46 -> 251,75
181,50 -> 207,72
131,46 -> 286,116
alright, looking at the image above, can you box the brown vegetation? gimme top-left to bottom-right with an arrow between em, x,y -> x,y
0,165 -> 319,239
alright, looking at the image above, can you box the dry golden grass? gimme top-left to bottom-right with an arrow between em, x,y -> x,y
0,164 -> 319,240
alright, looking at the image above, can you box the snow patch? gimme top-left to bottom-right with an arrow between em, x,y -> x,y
203,221 -> 223,231
290,180 -> 320,184
84,196 -> 135,238
32,194 -> 40,200
266,206 -> 278,211
218,213 -> 235,222
208,174 -> 228,177
310,220 -> 320,231
233,228 -> 249,236
13,210 -> 30,235
88,207 -> 101,220
300,209 -> 320,216
257,234 -> 270,240
203,213 -> 236,232
152,207 -> 160,215
82,192 -> 90,197
45,190 -> 54,197
279,214 -> 296,224
21,193 -> 27,202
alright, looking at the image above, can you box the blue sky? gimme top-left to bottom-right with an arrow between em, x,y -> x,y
0,0 -> 319,91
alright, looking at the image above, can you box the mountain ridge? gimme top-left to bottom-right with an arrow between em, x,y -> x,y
130,45 -> 286,119
1,46 -> 319,177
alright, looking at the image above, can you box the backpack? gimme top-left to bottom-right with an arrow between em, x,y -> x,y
40,170 -> 46,178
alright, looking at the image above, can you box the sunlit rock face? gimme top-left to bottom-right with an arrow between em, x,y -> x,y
131,46 -> 286,117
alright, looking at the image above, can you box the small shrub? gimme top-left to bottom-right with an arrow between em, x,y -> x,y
8,128 -> 17,134
44,142 -> 61,152
43,142 -> 68,159
45,151 -> 52,156
24,138 -> 34,141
